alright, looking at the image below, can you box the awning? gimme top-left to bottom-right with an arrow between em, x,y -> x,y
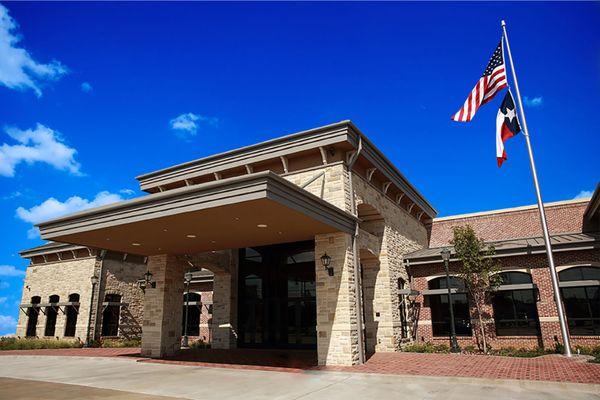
38,171 -> 357,256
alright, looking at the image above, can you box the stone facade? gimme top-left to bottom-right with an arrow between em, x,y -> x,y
17,248 -> 147,343
16,255 -> 97,340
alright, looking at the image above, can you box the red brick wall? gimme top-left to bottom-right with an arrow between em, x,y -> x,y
429,200 -> 589,247
188,281 -> 213,344
409,249 -> 600,350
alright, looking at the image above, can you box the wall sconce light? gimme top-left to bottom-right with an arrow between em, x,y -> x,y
139,270 -> 156,289
320,253 -> 333,276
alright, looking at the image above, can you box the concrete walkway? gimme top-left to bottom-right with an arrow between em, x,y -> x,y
0,355 -> 598,400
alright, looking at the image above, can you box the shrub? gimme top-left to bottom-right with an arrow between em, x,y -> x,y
401,342 -> 450,353
491,347 -> 552,358
100,338 -> 141,348
189,339 -> 210,349
0,337 -> 82,351
574,345 -> 600,363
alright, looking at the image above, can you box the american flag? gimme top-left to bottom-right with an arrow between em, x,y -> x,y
451,41 -> 508,122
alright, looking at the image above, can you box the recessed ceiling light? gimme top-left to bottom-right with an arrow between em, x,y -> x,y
132,243 -> 141,246
186,234 -> 196,238
257,224 -> 267,228
278,231 -> 283,235
106,238 -> 110,241
163,229 -> 168,232
211,240 -> 216,244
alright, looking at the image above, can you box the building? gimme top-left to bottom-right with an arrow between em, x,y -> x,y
406,195 -> 599,350
17,244 -> 214,345
16,121 -> 599,366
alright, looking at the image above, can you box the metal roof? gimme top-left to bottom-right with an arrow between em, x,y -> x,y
20,242 -> 89,258
405,232 -> 600,266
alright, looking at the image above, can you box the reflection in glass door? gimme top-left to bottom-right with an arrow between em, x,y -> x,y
238,241 -> 316,349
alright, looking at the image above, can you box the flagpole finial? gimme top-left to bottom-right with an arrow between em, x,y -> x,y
501,20 -> 506,27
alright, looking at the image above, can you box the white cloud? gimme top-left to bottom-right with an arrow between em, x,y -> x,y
524,96 -> 543,108
0,315 -> 17,333
0,265 -> 25,277
0,123 -> 81,177
119,188 -> 135,195
169,113 -> 218,137
81,82 -> 92,93
0,4 -> 67,97
573,190 -> 593,200
16,190 -> 124,238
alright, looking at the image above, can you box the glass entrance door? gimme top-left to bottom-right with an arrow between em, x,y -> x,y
238,241 -> 316,349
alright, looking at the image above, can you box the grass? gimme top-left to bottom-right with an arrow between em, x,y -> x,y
0,337 -> 82,351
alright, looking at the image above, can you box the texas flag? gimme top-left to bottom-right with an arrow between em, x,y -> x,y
496,91 -> 521,167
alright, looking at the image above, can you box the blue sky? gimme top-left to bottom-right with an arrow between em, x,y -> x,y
0,2 -> 598,334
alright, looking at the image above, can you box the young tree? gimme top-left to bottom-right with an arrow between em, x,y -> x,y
451,225 -> 501,353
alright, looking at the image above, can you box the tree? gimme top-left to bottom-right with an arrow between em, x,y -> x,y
451,225 -> 501,353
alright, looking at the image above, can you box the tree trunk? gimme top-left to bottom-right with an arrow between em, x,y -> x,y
474,294 -> 487,353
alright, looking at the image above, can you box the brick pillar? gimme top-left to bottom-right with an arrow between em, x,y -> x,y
532,267 -> 562,349
141,255 -> 186,358
315,232 -> 360,366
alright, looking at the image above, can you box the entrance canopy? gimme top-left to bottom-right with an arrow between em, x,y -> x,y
37,172 -> 357,256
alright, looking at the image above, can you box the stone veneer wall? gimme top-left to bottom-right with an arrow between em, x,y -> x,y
352,173 -> 429,352
97,254 -> 147,340
16,256 -> 97,340
410,249 -> 600,349
315,232 -> 360,365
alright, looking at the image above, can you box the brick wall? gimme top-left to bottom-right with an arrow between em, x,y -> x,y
409,249 -> 600,350
429,199 -> 590,247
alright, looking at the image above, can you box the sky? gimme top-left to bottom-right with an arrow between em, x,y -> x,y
0,2 -> 598,335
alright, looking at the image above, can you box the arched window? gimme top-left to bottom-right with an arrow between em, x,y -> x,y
182,293 -> 201,336
44,295 -> 60,337
64,293 -> 80,337
102,294 -> 122,337
559,266 -> 600,335
492,272 -> 540,336
427,277 -> 472,336
26,296 -> 41,337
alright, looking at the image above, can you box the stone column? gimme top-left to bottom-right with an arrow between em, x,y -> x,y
211,271 -> 237,349
141,255 -> 186,358
315,232 -> 360,366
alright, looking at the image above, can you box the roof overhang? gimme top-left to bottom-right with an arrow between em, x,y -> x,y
20,242 -> 88,259
405,233 -> 600,266
135,120 -> 437,219
37,172 -> 358,256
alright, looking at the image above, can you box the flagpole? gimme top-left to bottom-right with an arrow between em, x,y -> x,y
501,20 -> 572,357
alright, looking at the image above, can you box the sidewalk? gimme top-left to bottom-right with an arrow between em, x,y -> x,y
1,347 -> 599,385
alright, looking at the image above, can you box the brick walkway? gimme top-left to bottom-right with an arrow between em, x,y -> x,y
2,347 -> 599,384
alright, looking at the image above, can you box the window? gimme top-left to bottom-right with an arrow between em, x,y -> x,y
102,294 -> 121,337
492,272 -> 540,336
64,293 -> 80,337
428,277 -> 472,336
559,267 -> 600,335
182,293 -> 201,336
44,295 -> 60,337
26,296 -> 41,337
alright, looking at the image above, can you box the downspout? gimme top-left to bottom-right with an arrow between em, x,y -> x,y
90,249 -> 107,344
347,136 -> 365,364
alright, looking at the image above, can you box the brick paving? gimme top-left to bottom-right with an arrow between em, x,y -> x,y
2,347 -> 599,385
